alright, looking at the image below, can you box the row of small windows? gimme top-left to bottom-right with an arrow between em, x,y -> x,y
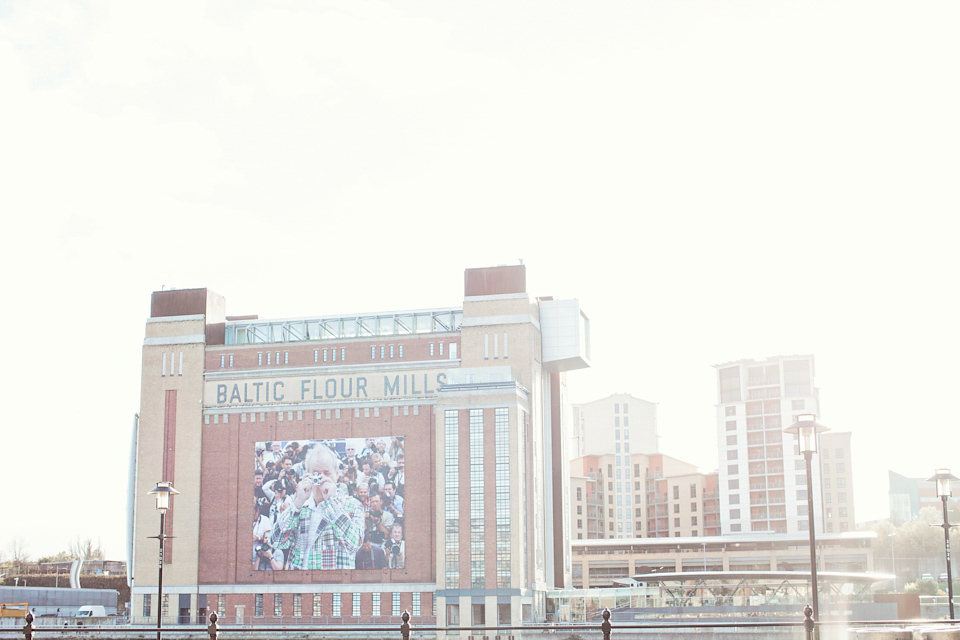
483,333 -> 508,360
204,405 -> 421,425
161,352 -> 184,377
218,342 -> 460,368
245,591 -> 421,618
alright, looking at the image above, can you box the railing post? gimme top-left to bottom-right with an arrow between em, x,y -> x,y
601,608 -> 611,640
401,609 -> 411,640
22,612 -> 34,640
803,604 -> 814,640
207,611 -> 219,640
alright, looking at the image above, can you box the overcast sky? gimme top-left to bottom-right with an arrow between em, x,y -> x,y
1,1 -> 958,561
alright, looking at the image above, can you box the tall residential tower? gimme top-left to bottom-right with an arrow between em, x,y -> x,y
715,355 -> 823,535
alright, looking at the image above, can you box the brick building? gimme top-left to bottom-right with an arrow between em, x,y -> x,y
130,264 -> 589,626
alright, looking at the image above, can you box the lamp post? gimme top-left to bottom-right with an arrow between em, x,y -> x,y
785,414 -> 829,626
147,482 -> 179,640
928,469 -> 957,620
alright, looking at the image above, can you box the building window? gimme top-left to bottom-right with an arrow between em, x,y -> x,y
615,416 -> 621,427
730,509 -> 740,519
836,462 -> 846,473
727,450 -> 738,460
412,593 -> 421,617
674,517 -> 680,527
372,593 -> 380,617
312,595 -> 322,617
690,484 -> 697,497
399,344 -> 404,358
614,403 -> 620,413
470,409 -> 485,588
691,516 -> 698,526
274,594 -> 282,617
728,464 -> 739,475
837,478 -> 846,488
719,367 -> 741,403
727,435 -> 737,446
728,479 -> 739,490
220,354 -> 225,368
444,410 -> 460,588
674,504 -> 679,513
838,492 -> 846,502
352,593 -> 360,617
332,594 -> 341,618
390,345 -> 395,358
371,346 -> 376,359
393,593 -> 401,616
255,594 -> 264,618
293,594 -> 302,618
430,343 -> 435,356
143,595 -> 151,618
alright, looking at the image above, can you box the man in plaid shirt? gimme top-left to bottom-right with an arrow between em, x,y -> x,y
270,444 -> 365,569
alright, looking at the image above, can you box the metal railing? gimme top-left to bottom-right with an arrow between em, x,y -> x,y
7,608 -> 960,640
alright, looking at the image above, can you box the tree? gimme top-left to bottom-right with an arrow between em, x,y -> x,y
68,537 -> 104,561
6,538 -> 30,570
37,550 -> 76,564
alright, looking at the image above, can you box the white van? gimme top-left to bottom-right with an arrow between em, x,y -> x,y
75,605 -> 107,618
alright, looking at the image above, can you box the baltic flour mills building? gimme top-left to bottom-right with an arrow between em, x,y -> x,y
129,264 -> 590,627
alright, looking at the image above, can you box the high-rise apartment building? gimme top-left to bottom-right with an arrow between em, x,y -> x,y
819,431 -> 856,533
569,394 -> 658,459
714,355 -> 824,535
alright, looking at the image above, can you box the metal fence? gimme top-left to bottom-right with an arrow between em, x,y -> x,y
3,608 -> 960,640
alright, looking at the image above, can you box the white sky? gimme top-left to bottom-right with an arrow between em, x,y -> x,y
1,1 -> 958,561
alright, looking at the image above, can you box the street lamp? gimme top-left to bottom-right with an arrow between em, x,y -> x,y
928,468 -> 957,620
785,414 -> 829,625
147,481 -> 179,640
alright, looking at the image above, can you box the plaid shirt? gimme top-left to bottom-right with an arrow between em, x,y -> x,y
270,494 -> 365,569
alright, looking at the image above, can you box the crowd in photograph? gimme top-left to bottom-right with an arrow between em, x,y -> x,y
253,436 -> 406,570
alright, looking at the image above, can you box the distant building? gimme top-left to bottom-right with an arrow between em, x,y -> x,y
888,470 -> 960,523
819,431 -> 855,532
569,394 -> 658,459
715,355 -> 854,536
570,452 -> 719,540
570,531 -> 878,589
